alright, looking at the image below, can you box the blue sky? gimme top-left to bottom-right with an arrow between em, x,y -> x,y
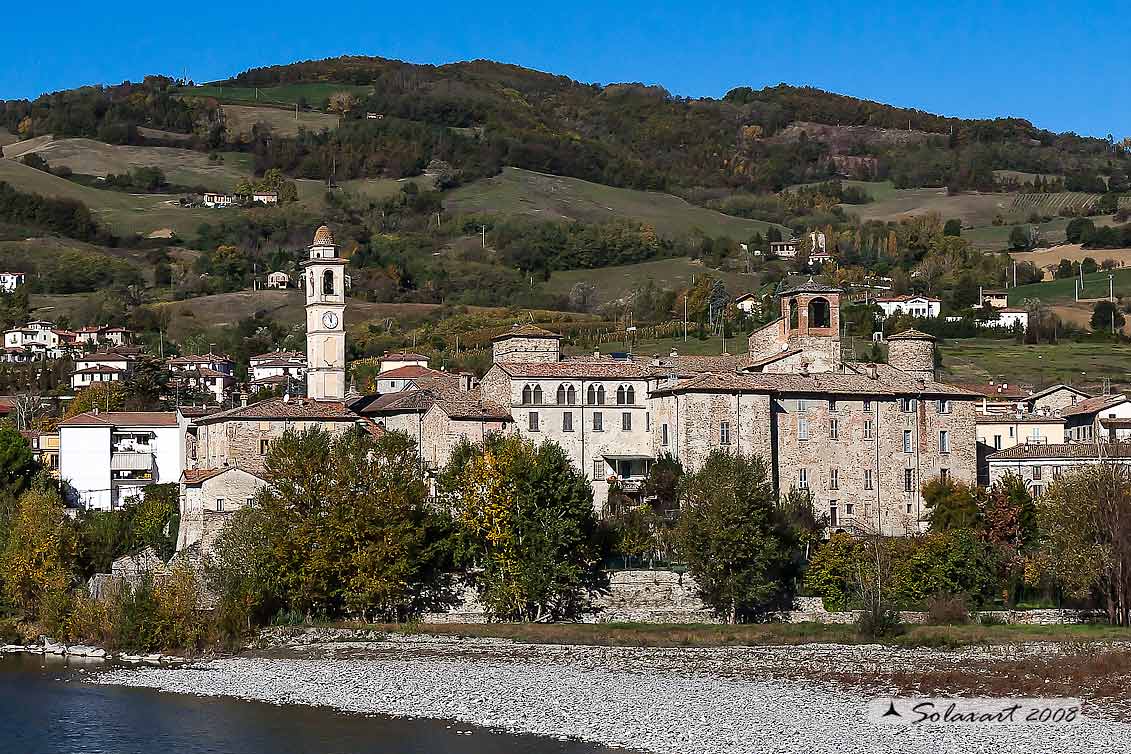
3,1 -> 1125,136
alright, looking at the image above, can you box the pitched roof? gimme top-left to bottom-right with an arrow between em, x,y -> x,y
182,466 -> 268,485
951,381 -> 1031,400
875,294 -> 941,303
779,278 -> 842,296
433,389 -> 512,421
492,324 -> 563,341
77,352 -> 134,362
352,389 -> 439,415
193,397 -> 358,425
60,411 -> 178,428
1027,383 -> 1091,402
1060,393 -> 1128,418
975,413 -> 1065,425
988,442 -> 1131,461
73,365 -> 125,375
378,365 -> 446,379
495,361 -> 655,379
250,350 -> 305,361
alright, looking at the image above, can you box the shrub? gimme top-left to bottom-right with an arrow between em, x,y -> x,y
856,606 -> 905,639
979,612 -> 1007,627
926,593 -> 970,625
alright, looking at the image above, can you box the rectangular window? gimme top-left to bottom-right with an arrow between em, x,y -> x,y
622,412 -> 632,431
993,434 -> 1002,449
662,423 -> 669,446
940,468 -> 950,483
864,469 -> 874,490
1033,484 -> 1044,498
901,398 -> 916,413
259,439 -> 271,455
903,430 -> 913,453
798,468 -> 808,489
646,412 -> 651,431
829,467 -> 839,490
216,498 -> 225,512
845,501 -> 855,517
829,417 -> 839,440
828,399 -> 838,412
593,412 -> 603,431
907,502 -> 914,514
1008,426 -> 1015,438
245,497 -> 254,508
937,399 -> 951,414
798,417 -> 810,441
863,399 -> 873,412
939,430 -> 950,453
904,468 -> 915,493
593,460 -> 604,480
720,421 -> 731,446
797,399 -> 810,412
1032,465 -> 1043,481
864,419 -> 874,440
528,411 -> 540,432
829,502 -> 838,526
562,412 -> 573,432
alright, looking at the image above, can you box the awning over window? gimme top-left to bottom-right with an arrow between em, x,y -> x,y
110,452 -> 153,471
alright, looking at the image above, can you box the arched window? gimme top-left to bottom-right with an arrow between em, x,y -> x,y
596,385 -> 605,405
587,385 -> 596,405
556,384 -> 567,405
566,385 -> 576,405
626,386 -> 635,405
588,385 -> 605,405
322,269 -> 335,296
808,297 -> 831,328
522,385 -> 533,405
788,298 -> 799,330
616,386 -> 626,405
532,385 -> 543,405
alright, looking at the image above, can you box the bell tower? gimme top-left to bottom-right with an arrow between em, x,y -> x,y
303,224 -> 347,400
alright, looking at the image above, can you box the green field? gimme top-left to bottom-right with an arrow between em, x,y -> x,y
545,257 -> 762,306
1004,267 -> 1131,305
5,137 -> 252,191
0,158 -> 218,238
940,338 -> 1131,391
447,167 -> 787,241
178,83 -> 373,107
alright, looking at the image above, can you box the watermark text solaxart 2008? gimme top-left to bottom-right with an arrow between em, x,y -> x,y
867,698 -> 1083,726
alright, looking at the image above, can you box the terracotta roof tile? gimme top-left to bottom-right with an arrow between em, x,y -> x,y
887,328 -> 936,341
492,324 -> 563,341
194,397 -> 357,425
988,442 -> 1131,461
1060,394 -> 1128,418
434,389 -> 512,420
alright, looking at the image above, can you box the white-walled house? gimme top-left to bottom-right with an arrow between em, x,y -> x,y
4,321 -> 75,360
379,352 -> 430,373
735,293 -> 763,315
874,295 -> 941,319
0,272 -> 25,292
58,411 -> 184,510
71,352 -> 135,390
249,350 -> 307,393
265,271 -> 290,289
75,326 -> 132,348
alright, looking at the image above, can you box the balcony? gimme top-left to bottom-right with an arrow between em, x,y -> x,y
111,452 -> 155,482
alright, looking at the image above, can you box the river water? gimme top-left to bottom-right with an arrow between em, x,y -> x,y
0,654 -> 623,754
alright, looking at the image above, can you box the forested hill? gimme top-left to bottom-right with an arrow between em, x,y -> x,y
216,56 -> 1126,192
3,55 -> 1128,196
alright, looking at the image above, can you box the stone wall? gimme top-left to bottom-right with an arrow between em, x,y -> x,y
492,337 -> 560,364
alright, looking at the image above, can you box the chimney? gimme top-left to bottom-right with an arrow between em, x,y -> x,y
459,372 -> 474,392
593,350 -> 600,358
240,392 -> 249,408
867,364 -> 878,380
670,348 -> 678,357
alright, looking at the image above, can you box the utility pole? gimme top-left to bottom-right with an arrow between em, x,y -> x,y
1013,261 -> 1017,288
480,225 -> 486,249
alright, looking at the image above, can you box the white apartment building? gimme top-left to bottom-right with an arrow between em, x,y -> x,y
58,411 -> 185,510
0,272 -> 25,292
874,294 -> 941,319
71,352 -> 135,390
3,321 -> 74,360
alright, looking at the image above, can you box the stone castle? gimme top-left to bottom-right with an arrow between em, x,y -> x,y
176,225 -> 978,553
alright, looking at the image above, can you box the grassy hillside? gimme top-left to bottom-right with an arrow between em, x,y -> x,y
447,168 -> 787,241
1005,267 -> 1131,306
0,158 -> 216,238
4,137 -> 252,191
179,83 -> 373,107
940,338 -> 1131,391
218,104 -> 339,139
545,257 -> 762,305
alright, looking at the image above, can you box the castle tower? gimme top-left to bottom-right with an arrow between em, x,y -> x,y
303,225 -> 347,400
886,328 -> 937,382
747,279 -> 843,373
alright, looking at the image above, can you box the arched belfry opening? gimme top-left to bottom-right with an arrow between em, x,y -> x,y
808,297 -> 831,328
788,298 -> 799,330
322,269 -> 335,296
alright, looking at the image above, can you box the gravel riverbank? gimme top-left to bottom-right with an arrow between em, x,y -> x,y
96,634 -> 1131,754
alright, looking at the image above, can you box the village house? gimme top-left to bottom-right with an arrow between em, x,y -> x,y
1062,394 -> 1131,442
0,272 -> 25,293
168,353 -> 237,404
874,294 -> 941,319
248,350 -> 307,393
987,442 -> 1131,498
71,351 -> 136,390
768,238 -> 799,258
23,430 -> 60,478
75,326 -> 133,348
58,411 -> 185,510
265,271 -> 291,289
3,321 -> 75,360
734,293 -> 763,315
176,466 -> 269,553
980,289 -> 1010,309
251,191 -> 279,205
202,192 -> 239,208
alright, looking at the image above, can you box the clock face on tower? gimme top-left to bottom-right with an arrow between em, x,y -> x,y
322,311 -> 339,329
